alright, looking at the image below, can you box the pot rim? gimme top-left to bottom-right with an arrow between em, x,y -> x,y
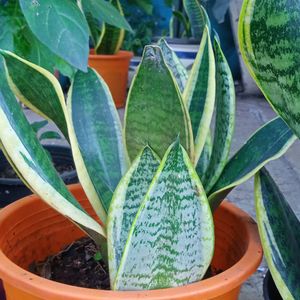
89,50 -> 134,60
0,184 -> 262,300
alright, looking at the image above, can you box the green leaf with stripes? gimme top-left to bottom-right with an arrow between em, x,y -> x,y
255,168 -> 300,300
202,38 -> 235,193
19,0 -> 90,71
113,140 -> 214,291
239,0 -> 300,139
125,45 -> 193,161
0,58 -> 107,257
183,27 -> 215,164
107,146 -> 160,286
95,0 -> 125,54
157,38 -> 188,93
67,68 -> 128,224
183,0 -> 210,38
208,117 -> 296,211
196,131 -> 212,181
82,0 -> 132,32
0,50 -> 68,139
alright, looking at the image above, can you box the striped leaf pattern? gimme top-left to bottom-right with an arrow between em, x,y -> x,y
95,0 -> 125,54
183,27 -> 215,164
157,38 -> 188,93
203,38 -> 235,193
125,45 -> 193,161
255,168 -> 300,299
0,59 -> 106,255
183,0 -> 208,39
68,68 -> 128,223
0,50 -> 68,139
107,146 -> 160,286
196,131 -> 212,181
239,0 -> 300,139
208,117 -> 296,211
113,141 -> 214,291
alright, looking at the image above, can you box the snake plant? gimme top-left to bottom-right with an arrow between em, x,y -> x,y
0,11 -> 296,290
83,0 -> 126,55
239,0 -> 300,298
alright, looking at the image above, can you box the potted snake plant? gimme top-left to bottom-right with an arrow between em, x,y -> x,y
239,0 -> 300,298
85,0 -> 133,108
0,12 -> 296,299
0,28 -> 295,299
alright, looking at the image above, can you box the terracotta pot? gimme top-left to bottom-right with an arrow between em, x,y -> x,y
0,184 -> 262,300
88,50 -> 133,108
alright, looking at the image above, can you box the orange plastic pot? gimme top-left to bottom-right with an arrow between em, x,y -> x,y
0,184 -> 262,300
88,50 -> 133,108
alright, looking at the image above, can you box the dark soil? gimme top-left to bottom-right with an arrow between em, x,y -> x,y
0,163 -> 75,179
30,237 -> 222,291
30,237 -> 110,290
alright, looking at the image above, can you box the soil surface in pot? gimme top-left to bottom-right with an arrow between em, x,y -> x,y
30,237 -> 222,291
0,163 -> 75,179
30,237 -> 110,290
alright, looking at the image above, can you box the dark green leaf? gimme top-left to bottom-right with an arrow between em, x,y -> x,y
255,168 -> 300,299
39,131 -> 61,141
239,0 -> 300,139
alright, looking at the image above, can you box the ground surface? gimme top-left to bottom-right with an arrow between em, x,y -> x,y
24,92 -> 300,299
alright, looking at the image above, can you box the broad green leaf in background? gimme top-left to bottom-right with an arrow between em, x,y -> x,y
183,27 -> 215,164
107,146 -> 160,285
0,50 -> 68,139
208,117 -> 296,211
0,0 -> 74,76
0,58 -> 107,258
203,38 -> 235,193
255,168 -> 300,300
239,0 -> 300,139
95,0 -> 125,54
127,0 -> 153,15
113,140 -> 214,290
157,38 -> 188,93
82,0 -> 132,32
19,0 -> 90,71
183,0 -> 210,38
125,45 -> 193,161
68,68 -> 128,224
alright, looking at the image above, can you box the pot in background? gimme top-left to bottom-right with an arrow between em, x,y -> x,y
0,145 -> 78,208
88,50 -> 133,108
0,184 -> 262,300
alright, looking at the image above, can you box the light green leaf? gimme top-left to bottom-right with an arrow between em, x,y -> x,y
209,117 -> 296,211
0,50 -> 68,139
95,0 -> 125,55
183,0 -> 210,38
238,0 -> 300,139
125,45 -> 193,161
113,140 -> 214,291
82,0 -> 132,32
157,38 -> 188,93
203,38 -> 235,193
183,27 -> 215,164
67,68 -> 128,224
19,0 -> 89,71
255,168 -> 300,300
107,146 -> 160,286
0,58 -> 106,257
